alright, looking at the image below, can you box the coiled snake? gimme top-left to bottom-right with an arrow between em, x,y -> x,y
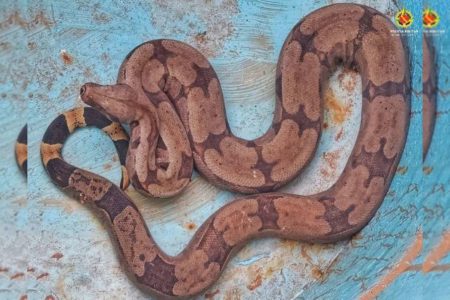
38,4 -> 410,298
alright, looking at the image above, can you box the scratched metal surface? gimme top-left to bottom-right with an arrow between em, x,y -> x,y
0,0 -> 446,299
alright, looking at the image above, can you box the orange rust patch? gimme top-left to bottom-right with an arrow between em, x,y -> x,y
37,272 -> 49,280
423,231 -> 450,272
204,289 -> 220,299
311,267 -> 325,281
396,166 -> 408,175
45,296 -> 56,300
360,230 -> 423,300
185,222 -> 197,230
51,252 -> 64,260
247,273 -> 262,291
60,50 -> 73,65
10,272 -> 24,280
423,166 -> 433,175
324,87 -> 352,124
20,295 -> 28,300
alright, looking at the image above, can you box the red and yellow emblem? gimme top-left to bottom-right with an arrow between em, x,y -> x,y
423,8 -> 439,28
395,8 -> 413,28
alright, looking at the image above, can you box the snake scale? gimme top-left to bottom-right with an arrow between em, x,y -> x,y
38,4 -> 410,298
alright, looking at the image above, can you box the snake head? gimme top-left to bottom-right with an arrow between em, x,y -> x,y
80,83 -> 138,122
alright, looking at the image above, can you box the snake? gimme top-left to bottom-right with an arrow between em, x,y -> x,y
423,34 -> 437,160
40,4 -> 410,298
15,125 -> 27,175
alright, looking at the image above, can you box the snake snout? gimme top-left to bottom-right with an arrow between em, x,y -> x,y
80,85 -> 86,97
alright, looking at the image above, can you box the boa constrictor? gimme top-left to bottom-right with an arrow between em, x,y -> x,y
40,4 -> 410,298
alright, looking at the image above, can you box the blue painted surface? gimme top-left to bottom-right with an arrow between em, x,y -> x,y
0,0 -> 448,299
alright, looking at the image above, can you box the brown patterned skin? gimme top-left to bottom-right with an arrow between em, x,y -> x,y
423,34 -> 437,160
15,125 -> 27,175
42,4 -> 410,299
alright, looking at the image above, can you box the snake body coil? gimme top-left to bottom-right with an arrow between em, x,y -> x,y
41,4 -> 410,298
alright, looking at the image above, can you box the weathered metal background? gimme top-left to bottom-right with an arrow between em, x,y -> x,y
0,0 -> 447,299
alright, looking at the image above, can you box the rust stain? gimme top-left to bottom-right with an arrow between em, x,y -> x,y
335,127 -> 344,141
10,272 -> 25,280
319,168 -> 331,178
323,150 -> 340,170
300,246 -> 313,264
423,231 -> 450,272
0,11 -> 53,30
311,267 -> 325,281
31,11 -> 54,28
223,287 -> 241,300
324,87 -> 352,124
281,239 -> 298,252
45,296 -> 56,300
185,222 -> 197,230
0,267 -> 8,272
0,11 -> 27,28
195,31 -> 208,43
204,289 -> 220,299
27,267 -> 35,272
60,50 -> 73,65
423,166 -> 433,175
19,295 -> 28,300
247,273 -> 262,291
396,166 -> 408,175
37,272 -> 49,280
245,255 -> 284,291
103,163 -> 112,170
359,230 -> 423,300
323,122 -> 329,129
338,68 -> 358,93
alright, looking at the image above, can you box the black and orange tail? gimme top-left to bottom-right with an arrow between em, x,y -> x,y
15,125 -> 27,176
41,107 -> 130,190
